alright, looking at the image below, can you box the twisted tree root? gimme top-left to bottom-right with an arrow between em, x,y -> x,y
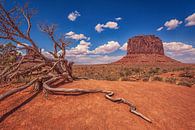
43,77 -> 152,123
0,75 -> 152,123
103,90 -> 152,123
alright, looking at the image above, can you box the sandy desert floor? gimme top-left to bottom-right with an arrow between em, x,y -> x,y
1,80 -> 195,130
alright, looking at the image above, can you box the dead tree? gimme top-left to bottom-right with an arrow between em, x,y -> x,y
0,2 -> 152,123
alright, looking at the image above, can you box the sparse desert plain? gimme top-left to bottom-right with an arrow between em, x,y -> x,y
1,61 -> 195,129
1,1 -> 195,130
1,79 -> 195,130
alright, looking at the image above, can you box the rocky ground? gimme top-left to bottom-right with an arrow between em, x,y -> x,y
1,80 -> 195,130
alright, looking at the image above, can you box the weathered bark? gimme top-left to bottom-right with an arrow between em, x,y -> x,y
0,78 -> 37,101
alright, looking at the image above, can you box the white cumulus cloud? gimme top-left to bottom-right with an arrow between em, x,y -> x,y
65,31 -> 89,40
115,17 -> 122,21
120,42 -> 128,51
185,13 -> 195,26
163,42 -> 195,63
164,19 -> 182,30
104,21 -> 119,29
95,24 -> 104,33
157,26 -> 164,31
67,11 -> 80,21
91,41 -> 120,54
66,40 -> 91,56
95,21 -> 119,33
66,40 -> 121,56
67,54 -> 123,64
65,40 -> 122,64
41,49 -> 53,59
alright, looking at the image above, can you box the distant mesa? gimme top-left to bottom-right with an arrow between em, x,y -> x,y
115,35 -> 181,65
127,35 -> 164,55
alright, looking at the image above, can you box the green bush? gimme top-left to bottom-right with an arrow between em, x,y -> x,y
141,72 -> 151,81
147,67 -> 161,76
131,68 -> 142,73
104,75 -> 118,81
119,67 -> 144,77
153,76 -> 163,81
162,69 -> 168,73
120,76 -> 129,81
172,67 -> 192,72
142,77 -> 150,82
178,81 -> 192,87
119,68 -> 132,77
179,71 -> 194,78
165,77 -> 177,84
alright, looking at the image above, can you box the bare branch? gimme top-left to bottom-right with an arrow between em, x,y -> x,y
0,78 -> 38,101
0,2 -> 41,55
39,24 -> 64,58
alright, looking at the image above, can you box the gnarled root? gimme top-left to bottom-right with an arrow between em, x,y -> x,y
42,76 -> 152,123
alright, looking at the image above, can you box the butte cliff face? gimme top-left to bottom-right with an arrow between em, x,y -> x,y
127,35 -> 164,55
115,35 -> 181,65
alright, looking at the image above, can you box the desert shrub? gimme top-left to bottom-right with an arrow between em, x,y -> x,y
178,77 -> 195,87
131,68 -> 142,73
141,71 -> 154,80
141,72 -> 151,81
191,78 -> 195,85
119,67 -> 143,77
142,76 -> 150,82
119,68 -> 133,77
152,76 -> 163,81
172,67 -> 192,72
120,76 -> 129,81
147,67 -> 161,76
119,71 -> 125,77
165,77 -> 177,84
104,75 -> 118,81
177,81 -> 192,87
162,69 -> 168,73
179,71 -> 194,78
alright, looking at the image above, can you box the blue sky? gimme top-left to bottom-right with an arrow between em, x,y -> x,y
9,0 -> 195,63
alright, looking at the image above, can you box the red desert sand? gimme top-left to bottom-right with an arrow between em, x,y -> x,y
1,80 -> 195,130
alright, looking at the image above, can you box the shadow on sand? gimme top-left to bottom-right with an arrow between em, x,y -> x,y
0,91 -> 40,123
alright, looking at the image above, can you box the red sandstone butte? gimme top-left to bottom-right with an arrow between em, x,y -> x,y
115,35 -> 181,65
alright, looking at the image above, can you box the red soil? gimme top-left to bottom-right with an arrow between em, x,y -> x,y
1,80 -> 195,130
